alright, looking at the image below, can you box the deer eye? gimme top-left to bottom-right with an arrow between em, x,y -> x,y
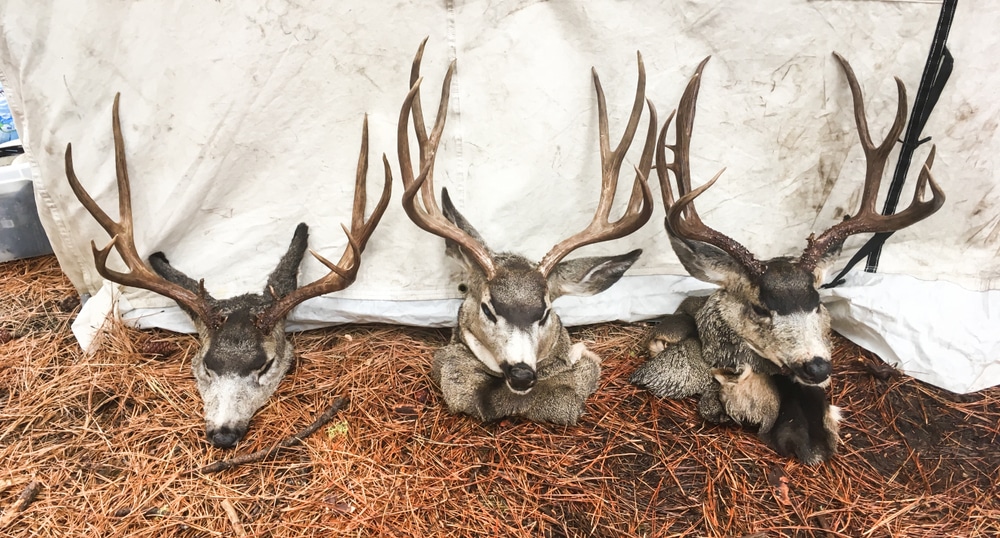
540,308 -> 551,325
480,302 -> 497,323
751,304 -> 770,318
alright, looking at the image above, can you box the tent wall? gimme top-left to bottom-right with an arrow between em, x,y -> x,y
1,1 -> 997,392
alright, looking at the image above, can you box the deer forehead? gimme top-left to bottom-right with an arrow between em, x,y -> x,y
480,259 -> 549,328
755,260 -> 820,315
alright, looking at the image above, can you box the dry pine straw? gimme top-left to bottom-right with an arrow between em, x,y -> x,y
1,256 -> 998,538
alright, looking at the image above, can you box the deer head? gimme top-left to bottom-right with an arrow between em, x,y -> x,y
657,54 -> 944,386
398,40 -> 654,393
65,94 -> 390,447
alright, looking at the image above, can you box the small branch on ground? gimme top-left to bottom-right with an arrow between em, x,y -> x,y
187,397 -> 348,476
220,499 -> 247,537
0,480 -> 43,527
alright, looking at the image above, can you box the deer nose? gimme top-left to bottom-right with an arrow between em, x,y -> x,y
802,356 -> 832,383
506,363 -> 537,392
208,425 -> 246,448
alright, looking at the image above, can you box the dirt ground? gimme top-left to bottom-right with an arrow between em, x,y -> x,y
1,255 -> 998,537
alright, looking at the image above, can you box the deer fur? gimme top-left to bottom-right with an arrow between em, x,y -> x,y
713,365 -> 841,465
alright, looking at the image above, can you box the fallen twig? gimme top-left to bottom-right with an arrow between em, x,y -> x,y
221,498 -> 247,538
0,480 -> 43,527
187,397 -> 348,476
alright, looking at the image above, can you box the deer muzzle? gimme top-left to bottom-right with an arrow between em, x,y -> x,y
792,356 -> 832,385
503,362 -> 537,393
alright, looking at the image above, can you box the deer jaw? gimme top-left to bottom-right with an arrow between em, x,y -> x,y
710,258 -> 833,386
455,255 -> 563,394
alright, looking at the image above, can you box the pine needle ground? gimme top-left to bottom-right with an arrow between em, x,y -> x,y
1,256 -> 997,537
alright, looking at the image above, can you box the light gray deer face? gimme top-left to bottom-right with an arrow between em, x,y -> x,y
148,224 -> 308,447
444,192 -> 641,393
670,235 -> 837,385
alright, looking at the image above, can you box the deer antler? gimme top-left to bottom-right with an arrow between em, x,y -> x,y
536,52 -> 656,277
657,57 -> 766,277
798,53 -> 945,270
65,93 -> 219,327
257,115 -> 392,329
398,38 -> 498,280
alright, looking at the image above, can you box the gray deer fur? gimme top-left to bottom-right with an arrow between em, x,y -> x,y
631,54 -> 944,464
431,192 -> 639,424
713,365 -> 841,465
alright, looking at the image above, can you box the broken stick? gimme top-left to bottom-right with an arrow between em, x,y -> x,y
187,397 -> 347,476
0,480 -> 43,527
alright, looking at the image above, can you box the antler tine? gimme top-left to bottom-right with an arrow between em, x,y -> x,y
660,57 -> 765,276
258,117 -> 393,328
65,93 -> 217,325
800,53 -> 945,270
398,41 -> 497,280
537,52 -> 655,277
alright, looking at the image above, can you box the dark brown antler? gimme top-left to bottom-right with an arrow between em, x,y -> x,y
398,38 -> 498,280
798,53 -> 945,270
657,57 -> 766,277
65,93 -> 219,326
536,51 -> 655,277
257,115 -> 392,329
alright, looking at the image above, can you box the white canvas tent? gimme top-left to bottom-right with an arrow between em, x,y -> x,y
1,1 -> 997,393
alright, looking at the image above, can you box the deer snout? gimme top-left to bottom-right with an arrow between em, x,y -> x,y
207,424 -> 247,448
794,356 -> 832,385
504,363 -> 537,393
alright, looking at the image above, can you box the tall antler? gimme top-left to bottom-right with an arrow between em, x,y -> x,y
65,93 -> 219,326
657,57 -> 766,277
257,115 -> 392,329
798,53 -> 945,270
398,38 -> 498,280
536,52 -> 656,277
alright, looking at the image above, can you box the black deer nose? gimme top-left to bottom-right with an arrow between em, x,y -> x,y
506,363 -> 537,392
803,356 -> 832,383
208,425 -> 245,448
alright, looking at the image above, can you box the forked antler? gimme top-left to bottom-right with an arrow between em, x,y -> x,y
657,57 -> 766,277
535,52 -> 656,277
65,93 -> 219,327
798,53 -> 945,270
398,39 -> 498,280
257,115 -> 392,329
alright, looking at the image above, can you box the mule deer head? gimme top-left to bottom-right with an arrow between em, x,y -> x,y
397,40 -> 653,419
653,54 -> 944,386
65,94 -> 390,447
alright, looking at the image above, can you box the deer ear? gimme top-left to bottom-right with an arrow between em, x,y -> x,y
148,252 -> 216,314
441,188 -> 493,275
668,233 -> 747,286
548,249 -> 641,299
265,222 -> 309,298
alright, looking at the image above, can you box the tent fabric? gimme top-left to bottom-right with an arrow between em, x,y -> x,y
1,1 -> 997,393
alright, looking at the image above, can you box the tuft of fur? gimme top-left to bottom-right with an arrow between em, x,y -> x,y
713,365 -> 840,465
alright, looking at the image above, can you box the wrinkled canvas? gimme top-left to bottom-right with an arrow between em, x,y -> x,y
1,1 -> 997,392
